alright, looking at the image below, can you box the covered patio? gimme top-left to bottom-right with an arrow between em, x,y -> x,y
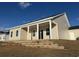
21,20 -> 57,40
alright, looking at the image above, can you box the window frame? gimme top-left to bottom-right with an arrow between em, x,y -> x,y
16,30 -> 19,37
11,31 -> 13,37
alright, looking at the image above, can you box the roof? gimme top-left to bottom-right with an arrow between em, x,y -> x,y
23,12 -> 65,24
69,26 -> 79,30
9,12 -> 69,30
0,30 -> 9,34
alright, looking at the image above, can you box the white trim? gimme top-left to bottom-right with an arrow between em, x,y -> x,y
21,19 -> 50,28
27,26 -> 29,33
19,28 -> 21,40
49,20 -> 52,39
64,12 -> 71,27
37,24 -> 39,39
9,12 -> 69,30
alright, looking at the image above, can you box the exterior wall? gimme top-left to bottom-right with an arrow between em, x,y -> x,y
27,31 -> 31,40
69,29 -> 79,40
53,14 -> 70,40
51,24 -> 59,39
69,30 -> 75,40
43,30 -> 49,39
0,34 -> 6,41
9,27 -> 21,40
32,31 -> 37,40
20,28 -> 27,40
0,34 -> 9,41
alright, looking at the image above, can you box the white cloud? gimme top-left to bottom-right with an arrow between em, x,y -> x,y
19,2 -> 31,9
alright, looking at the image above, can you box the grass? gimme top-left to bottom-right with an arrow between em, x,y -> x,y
50,40 -> 79,50
0,40 -> 79,57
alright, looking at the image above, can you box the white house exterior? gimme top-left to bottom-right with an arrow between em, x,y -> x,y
69,26 -> 79,40
8,12 -> 73,41
0,12 -> 78,41
0,31 -> 9,41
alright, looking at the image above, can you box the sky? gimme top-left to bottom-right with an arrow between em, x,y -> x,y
0,2 -> 79,29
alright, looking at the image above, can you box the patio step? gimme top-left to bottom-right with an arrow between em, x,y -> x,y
12,40 -> 64,49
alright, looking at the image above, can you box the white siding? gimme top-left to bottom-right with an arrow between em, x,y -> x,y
53,14 -> 70,39
9,27 -> 21,40
69,29 -> 79,40
0,34 -> 9,41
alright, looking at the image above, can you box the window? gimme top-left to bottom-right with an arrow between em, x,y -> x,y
11,31 -> 13,37
46,28 -> 50,35
32,30 -> 35,36
16,30 -> 19,37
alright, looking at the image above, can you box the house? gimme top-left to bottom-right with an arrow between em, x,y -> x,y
8,12 -> 73,41
69,26 -> 79,40
0,30 -> 9,41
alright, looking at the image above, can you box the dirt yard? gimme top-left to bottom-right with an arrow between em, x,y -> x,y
0,40 -> 79,57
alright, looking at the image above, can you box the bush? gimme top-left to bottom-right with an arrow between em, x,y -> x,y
76,37 -> 79,40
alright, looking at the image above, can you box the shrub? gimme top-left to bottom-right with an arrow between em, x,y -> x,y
76,37 -> 79,40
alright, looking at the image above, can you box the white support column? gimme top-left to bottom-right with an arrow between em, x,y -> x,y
27,26 -> 30,40
49,20 -> 52,39
27,26 -> 29,33
37,24 -> 39,40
